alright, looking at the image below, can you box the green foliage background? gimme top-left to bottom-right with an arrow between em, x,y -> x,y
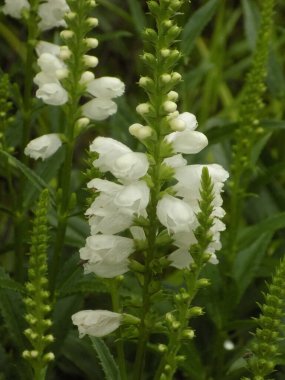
0,0 -> 285,379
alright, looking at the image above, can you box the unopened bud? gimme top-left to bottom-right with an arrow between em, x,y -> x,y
87,17 -> 99,27
43,352 -> 55,362
161,48 -> 170,57
167,91 -> 179,101
158,344 -> 168,352
138,126 -> 152,139
171,72 -> 182,81
163,101 -> 177,113
161,74 -> 171,83
136,103 -> 151,115
76,117 -> 90,128
65,12 -> 76,20
60,30 -> 74,39
169,118 -> 185,131
83,55 -> 99,68
59,46 -> 72,60
80,71 -> 95,84
85,38 -> 99,49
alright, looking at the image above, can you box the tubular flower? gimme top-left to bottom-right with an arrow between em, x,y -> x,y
24,134 -> 62,160
72,310 -> 122,338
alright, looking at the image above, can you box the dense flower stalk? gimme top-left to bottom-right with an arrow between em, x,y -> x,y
228,0 -> 275,261
31,0 -> 125,291
23,190 -> 54,380
242,255 -> 285,380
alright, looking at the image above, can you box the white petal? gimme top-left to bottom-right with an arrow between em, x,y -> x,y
165,130 -> 208,154
36,41 -> 61,57
169,248 -> 193,269
82,98 -> 117,121
87,77 -> 125,99
111,152 -> 149,183
163,154 -> 187,168
3,0 -> 30,19
72,310 -> 121,338
37,53 -> 65,73
36,83 -> 68,105
157,195 -> 195,234
24,134 -> 62,160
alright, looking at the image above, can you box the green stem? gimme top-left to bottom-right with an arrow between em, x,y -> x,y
14,1 -> 40,282
110,281 -> 127,380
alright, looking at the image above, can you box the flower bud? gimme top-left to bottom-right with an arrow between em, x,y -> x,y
169,118 -> 185,131
80,71 -> 95,84
138,126 -> 152,140
65,12 -> 76,20
171,72 -> 182,82
163,101 -> 177,113
85,38 -> 99,49
83,55 -> 99,68
161,48 -> 170,57
87,17 -> 99,27
161,74 -> 172,83
129,123 -> 143,137
59,46 -> 72,60
60,30 -> 74,39
136,103 -> 151,115
167,91 -> 179,101
43,352 -> 55,362
76,117 -> 90,128
182,329 -> 195,339
158,344 -> 168,352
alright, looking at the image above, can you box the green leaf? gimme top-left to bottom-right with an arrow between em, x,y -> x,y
237,212 -> 285,250
242,0 -> 259,51
127,0 -> 146,34
233,233 -> 272,299
0,150 -> 51,208
62,332 -> 103,379
90,337 -> 121,380
0,289 -> 26,350
181,0 -> 219,56
0,275 -> 25,294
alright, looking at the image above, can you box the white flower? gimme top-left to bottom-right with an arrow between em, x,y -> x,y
90,137 -> 149,183
163,154 -> 187,168
72,310 -> 121,338
86,179 -> 149,234
165,130 -> 208,154
168,248 -> 193,269
80,234 -> 134,278
90,137 -> 131,170
174,164 -> 229,205
36,83 -> 68,105
82,98 -> 118,121
37,53 -> 65,74
2,0 -> 30,19
156,195 -> 195,234
111,153 -> 149,183
38,0 -> 70,31
24,134 -> 62,160
36,41 -> 61,57
87,77 -> 125,99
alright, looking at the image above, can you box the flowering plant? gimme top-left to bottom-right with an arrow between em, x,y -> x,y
0,0 -> 284,379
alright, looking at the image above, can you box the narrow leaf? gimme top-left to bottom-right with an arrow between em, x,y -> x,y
90,337 -> 121,380
181,0 -> 219,56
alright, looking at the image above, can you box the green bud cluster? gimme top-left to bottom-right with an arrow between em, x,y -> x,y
154,168 -> 216,380
231,0 -> 275,177
245,256 -> 285,379
23,190 -> 54,378
0,74 -> 13,151
60,0 -> 98,133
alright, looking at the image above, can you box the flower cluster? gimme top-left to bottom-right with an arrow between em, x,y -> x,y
3,0 -> 69,29
71,0 -> 229,341
24,0 -> 125,161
